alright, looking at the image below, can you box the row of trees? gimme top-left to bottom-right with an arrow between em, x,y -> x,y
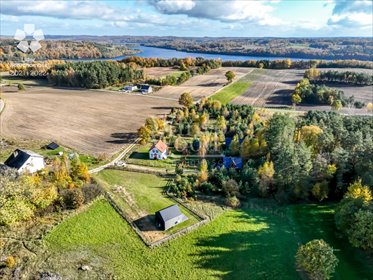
222,59 -> 373,70
48,61 -> 144,88
121,56 -> 222,69
305,68 -> 373,86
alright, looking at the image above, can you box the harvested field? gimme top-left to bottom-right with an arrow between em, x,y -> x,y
155,67 -> 253,101
143,67 -> 182,79
231,68 -> 372,115
0,87 -> 178,156
231,68 -> 304,107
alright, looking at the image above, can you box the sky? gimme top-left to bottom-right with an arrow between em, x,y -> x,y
0,0 -> 372,37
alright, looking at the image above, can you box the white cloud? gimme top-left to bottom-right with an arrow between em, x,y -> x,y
148,0 -> 283,26
327,0 -> 373,28
153,0 -> 196,13
328,12 -> 373,27
332,0 -> 372,15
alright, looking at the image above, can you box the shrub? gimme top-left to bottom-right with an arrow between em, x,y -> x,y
225,196 -> 240,208
17,83 -> 25,90
61,189 -> 85,209
81,185 -> 102,203
5,256 -> 16,268
296,239 -> 338,280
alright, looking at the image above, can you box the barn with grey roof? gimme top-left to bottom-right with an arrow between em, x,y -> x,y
155,204 -> 188,231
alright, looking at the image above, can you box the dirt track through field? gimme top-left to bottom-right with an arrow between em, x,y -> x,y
1,87 -> 178,156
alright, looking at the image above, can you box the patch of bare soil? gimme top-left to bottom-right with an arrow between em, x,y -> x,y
1,87 -> 178,156
155,67 -> 253,101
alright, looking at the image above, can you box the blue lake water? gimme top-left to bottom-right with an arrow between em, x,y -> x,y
112,45 -> 309,61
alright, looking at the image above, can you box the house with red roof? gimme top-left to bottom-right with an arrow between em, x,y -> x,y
149,140 -> 168,160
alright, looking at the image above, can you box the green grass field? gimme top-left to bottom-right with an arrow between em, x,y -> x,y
127,144 -> 178,169
210,75 -> 252,104
45,199 -> 299,280
94,170 -> 199,231
43,198 -> 373,280
288,204 -> 373,280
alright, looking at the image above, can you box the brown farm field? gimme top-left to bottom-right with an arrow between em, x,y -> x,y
143,67 -> 182,79
155,67 -> 253,100
0,87 -> 178,156
231,68 -> 373,114
231,68 -> 304,107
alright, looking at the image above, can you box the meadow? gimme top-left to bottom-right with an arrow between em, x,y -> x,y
94,170 -> 200,240
42,199 -> 373,280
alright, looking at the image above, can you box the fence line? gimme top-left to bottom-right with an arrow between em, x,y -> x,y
101,187 -> 208,248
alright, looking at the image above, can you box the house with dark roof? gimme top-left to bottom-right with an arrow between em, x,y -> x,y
139,84 -> 153,94
149,140 -> 168,160
4,149 -> 45,174
223,156 -> 243,169
123,84 -> 138,92
155,204 -> 188,231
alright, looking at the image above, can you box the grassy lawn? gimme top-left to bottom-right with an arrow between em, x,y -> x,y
43,199 -> 373,280
44,199 -> 299,280
127,144 -> 179,169
0,138 -> 103,168
210,73 -> 252,104
288,204 -> 373,280
94,170 -> 199,232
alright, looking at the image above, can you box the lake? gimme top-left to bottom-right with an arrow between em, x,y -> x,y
113,45 -> 309,61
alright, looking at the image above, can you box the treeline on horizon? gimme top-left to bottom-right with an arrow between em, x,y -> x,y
0,40 -> 139,61
143,37 -> 373,61
2,57 -> 372,89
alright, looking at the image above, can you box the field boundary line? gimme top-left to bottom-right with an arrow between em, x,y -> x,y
204,68 -> 255,103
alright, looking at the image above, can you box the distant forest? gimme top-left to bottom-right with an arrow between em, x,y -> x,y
142,37 -> 373,61
1,36 -> 372,61
0,40 -> 140,61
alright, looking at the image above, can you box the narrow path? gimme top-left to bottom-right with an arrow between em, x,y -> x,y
89,138 -> 139,174
0,99 -> 4,114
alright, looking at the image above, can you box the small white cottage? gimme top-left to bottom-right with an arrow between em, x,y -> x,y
123,85 -> 138,92
149,140 -> 168,160
4,149 -> 45,174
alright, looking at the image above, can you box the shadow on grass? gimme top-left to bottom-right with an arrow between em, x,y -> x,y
192,209 -> 298,280
290,204 -> 373,279
129,152 -> 149,159
134,214 -> 158,231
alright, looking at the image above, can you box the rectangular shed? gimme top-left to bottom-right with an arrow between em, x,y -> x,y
155,204 -> 188,231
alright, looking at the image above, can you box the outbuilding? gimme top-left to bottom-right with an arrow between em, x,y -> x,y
155,204 -> 188,231
46,142 -> 59,150
4,149 -> 45,174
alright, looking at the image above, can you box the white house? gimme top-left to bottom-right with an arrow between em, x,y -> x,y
123,85 -> 138,92
140,84 -> 153,94
149,140 -> 168,160
4,149 -> 45,174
